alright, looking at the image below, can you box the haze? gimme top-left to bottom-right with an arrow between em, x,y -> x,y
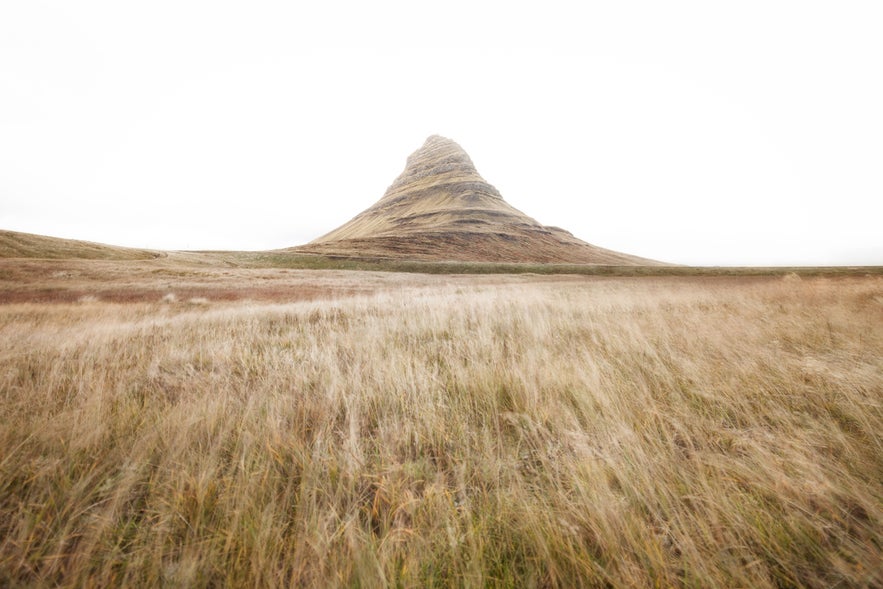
2,1 -> 881,266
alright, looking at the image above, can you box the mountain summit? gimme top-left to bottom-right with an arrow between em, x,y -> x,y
298,136 -> 655,264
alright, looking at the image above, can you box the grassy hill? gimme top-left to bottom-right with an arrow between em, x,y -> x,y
0,230 -> 162,260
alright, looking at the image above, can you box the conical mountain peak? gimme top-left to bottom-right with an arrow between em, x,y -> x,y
403,135 -> 476,173
299,136 -> 657,264
384,135 -> 500,201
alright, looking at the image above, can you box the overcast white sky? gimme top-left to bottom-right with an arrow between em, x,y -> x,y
2,1 -> 881,265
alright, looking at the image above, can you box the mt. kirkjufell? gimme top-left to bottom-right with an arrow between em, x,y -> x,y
296,136 -> 656,264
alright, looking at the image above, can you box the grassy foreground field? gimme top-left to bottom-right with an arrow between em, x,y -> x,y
1,272 -> 881,587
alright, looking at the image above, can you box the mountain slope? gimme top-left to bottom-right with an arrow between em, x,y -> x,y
296,136 -> 657,264
0,230 -> 162,260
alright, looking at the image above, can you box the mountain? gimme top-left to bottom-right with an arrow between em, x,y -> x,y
295,135 -> 657,264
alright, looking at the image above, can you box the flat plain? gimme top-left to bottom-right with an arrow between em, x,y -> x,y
1,257 -> 881,587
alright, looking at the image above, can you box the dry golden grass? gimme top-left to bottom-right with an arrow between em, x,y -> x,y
1,273 -> 881,587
